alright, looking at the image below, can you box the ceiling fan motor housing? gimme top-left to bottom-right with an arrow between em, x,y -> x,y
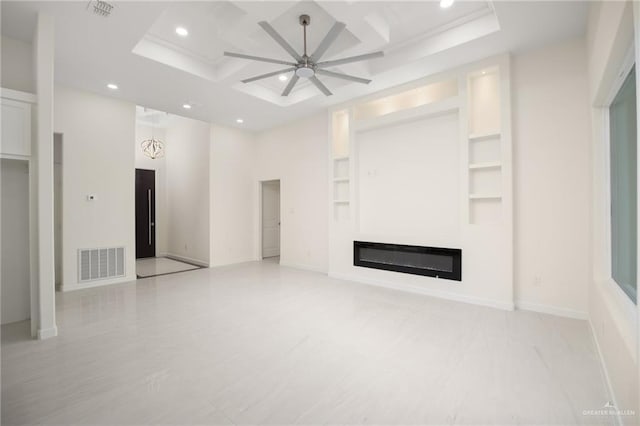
295,65 -> 315,78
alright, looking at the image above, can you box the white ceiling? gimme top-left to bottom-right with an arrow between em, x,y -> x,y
1,1 -> 588,131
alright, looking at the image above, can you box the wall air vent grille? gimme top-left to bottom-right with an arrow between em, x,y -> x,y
87,0 -> 114,17
78,247 -> 125,283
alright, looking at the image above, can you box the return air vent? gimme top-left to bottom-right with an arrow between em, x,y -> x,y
86,0 -> 114,17
78,247 -> 125,283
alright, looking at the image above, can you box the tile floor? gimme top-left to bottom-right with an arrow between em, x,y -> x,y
2,261 -> 612,425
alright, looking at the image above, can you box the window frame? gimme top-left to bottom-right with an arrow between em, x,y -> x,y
604,45 -> 638,313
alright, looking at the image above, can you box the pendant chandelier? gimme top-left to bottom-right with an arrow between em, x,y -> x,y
141,137 -> 164,159
141,109 -> 165,159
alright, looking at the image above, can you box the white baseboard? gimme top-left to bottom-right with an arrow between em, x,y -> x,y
329,272 -> 514,311
165,253 -> 209,268
588,319 -> 622,426
37,326 -> 58,340
59,275 -> 135,292
515,301 -> 588,320
279,261 -> 327,274
210,259 -> 256,268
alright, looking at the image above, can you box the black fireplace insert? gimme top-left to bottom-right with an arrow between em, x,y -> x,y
354,241 -> 462,281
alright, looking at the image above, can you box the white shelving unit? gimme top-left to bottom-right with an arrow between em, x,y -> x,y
467,68 -> 502,225
469,161 -> 501,170
469,194 -> 502,200
469,131 -> 501,141
332,111 -> 351,220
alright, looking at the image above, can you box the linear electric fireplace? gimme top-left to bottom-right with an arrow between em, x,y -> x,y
354,241 -> 462,281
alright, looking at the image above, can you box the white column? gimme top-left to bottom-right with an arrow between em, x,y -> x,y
34,13 -> 57,339
634,1 -> 640,421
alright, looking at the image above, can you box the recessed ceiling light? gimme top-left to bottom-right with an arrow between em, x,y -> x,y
107,83 -> 118,90
175,27 -> 189,37
182,103 -> 192,109
278,74 -> 288,82
440,0 -> 454,8
236,118 -> 244,124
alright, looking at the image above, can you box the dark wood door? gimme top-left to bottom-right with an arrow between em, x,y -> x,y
135,169 -> 155,259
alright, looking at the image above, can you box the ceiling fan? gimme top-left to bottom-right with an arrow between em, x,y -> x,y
224,14 -> 384,97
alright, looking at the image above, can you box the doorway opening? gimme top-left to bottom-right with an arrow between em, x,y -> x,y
1,158 -> 30,326
261,180 -> 281,262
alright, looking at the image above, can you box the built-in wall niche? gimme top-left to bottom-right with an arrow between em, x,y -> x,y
470,198 -> 502,224
469,134 -> 501,164
331,109 -> 351,221
333,157 -> 349,179
468,68 -> 500,136
467,67 -> 502,224
469,167 -> 501,196
334,180 -> 350,202
353,79 -> 458,121
332,110 -> 349,158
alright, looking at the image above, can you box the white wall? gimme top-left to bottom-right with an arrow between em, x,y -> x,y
135,123 -> 168,256
587,1 -> 638,422
512,38 -> 591,318
254,114 -> 329,272
54,86 -> 136,289
0,35 -> 34,93
1,159 -> 31,324
209,125 -> 255,266
357,112 -> 460,241
165,115 -> 210,266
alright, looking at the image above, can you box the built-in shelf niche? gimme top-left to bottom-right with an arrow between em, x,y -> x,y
353,79 -> 458,121
469,167 -> 501,196
469,135 -> 501,164
334,180 -> 350,201
468,70 -> 500,136
470,198 -> 502,224
334,157 -> 349,179
467,67 -> 502,225
332,110 -> 349,159
332,109 -> 351,221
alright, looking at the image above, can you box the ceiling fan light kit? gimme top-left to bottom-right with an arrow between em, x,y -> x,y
224,14 -> 384,97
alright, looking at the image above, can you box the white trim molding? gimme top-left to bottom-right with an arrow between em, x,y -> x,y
589,320 -> 623,426
279,261 -> 327,274
329,272 -> 515,311
515,301 -> 588,320
36,326 -> 58,340
0,87 -> 37,104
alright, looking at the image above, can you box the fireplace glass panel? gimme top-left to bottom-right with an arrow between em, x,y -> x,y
354,241 -> 461,281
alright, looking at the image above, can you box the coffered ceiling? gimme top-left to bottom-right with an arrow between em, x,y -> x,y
1,1 -> 588,130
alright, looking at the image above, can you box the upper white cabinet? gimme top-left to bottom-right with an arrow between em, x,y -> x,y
1,89 -> 35,158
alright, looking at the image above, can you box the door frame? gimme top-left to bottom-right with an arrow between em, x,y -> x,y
257,179 -> 281,260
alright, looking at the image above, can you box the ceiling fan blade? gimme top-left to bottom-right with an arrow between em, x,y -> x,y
242,68 -> 295,83
316,69 -> 371,84
258,21 -> 303,62
316,51 -> 384,68
281,74 -> 299,96
224,52 -> 296,66
310,22 -> 346,62
309,76 -> 332,96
